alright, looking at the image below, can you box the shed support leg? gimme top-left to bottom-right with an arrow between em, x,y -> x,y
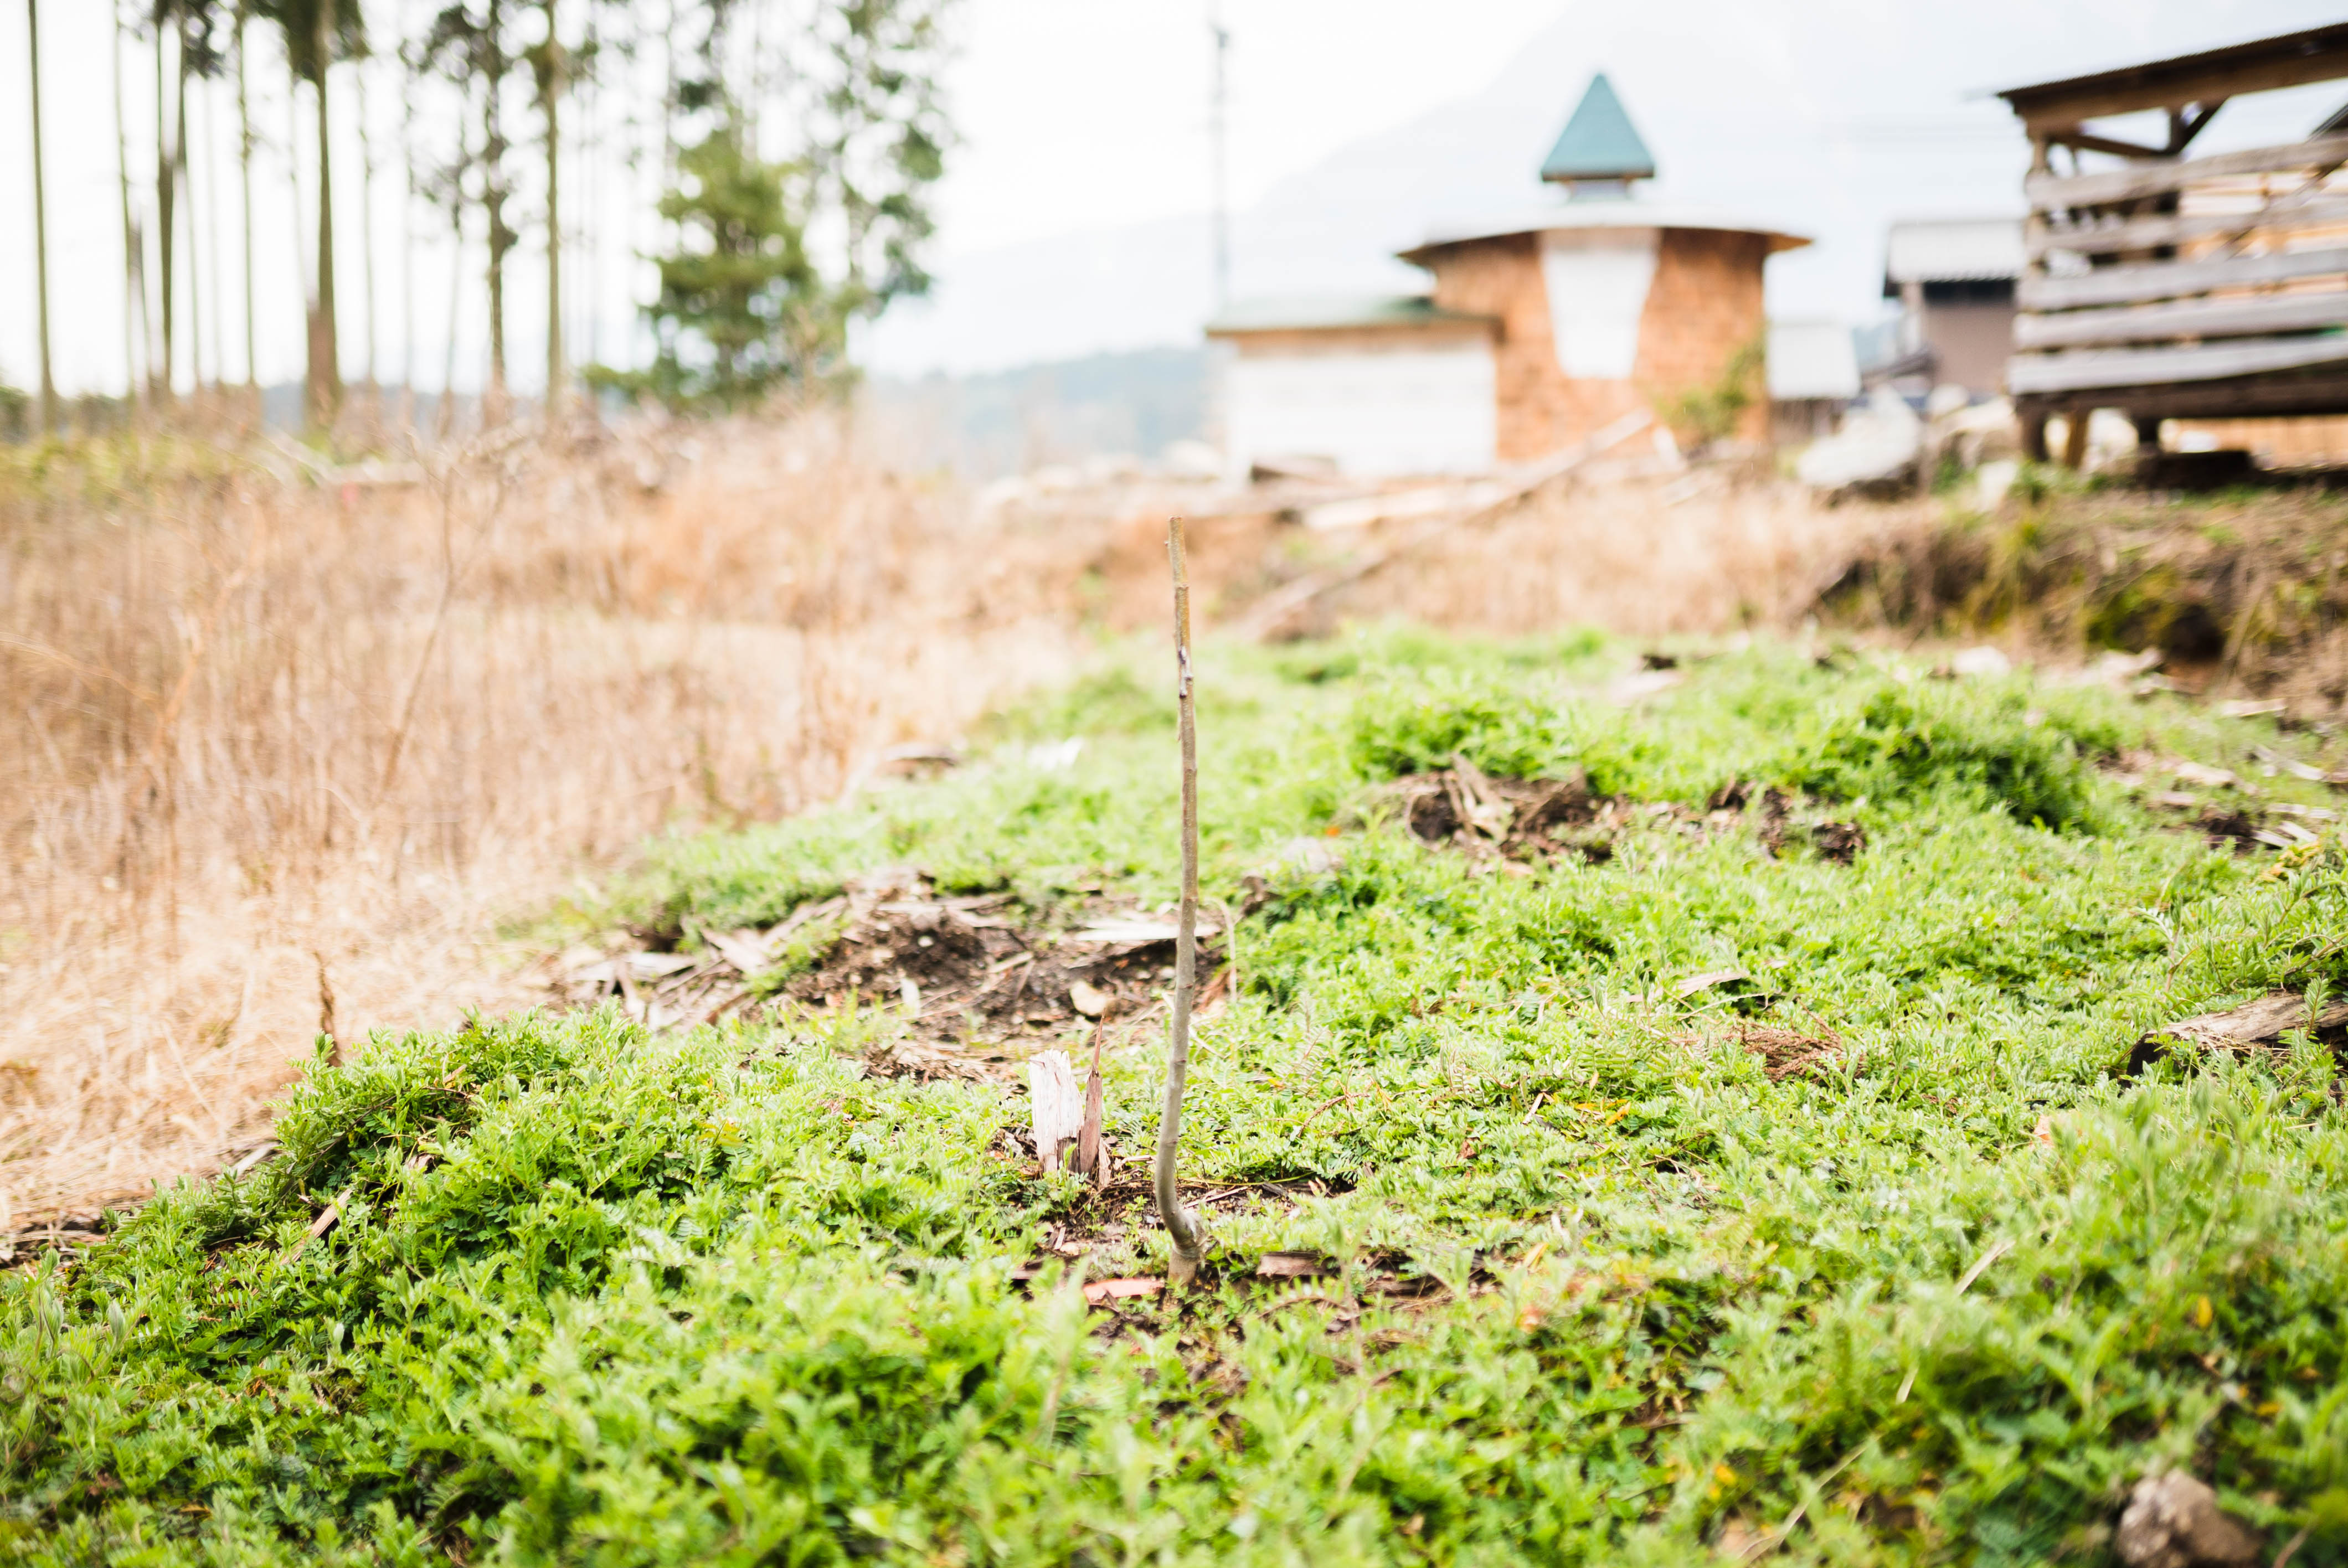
2023,414 -> 2050,463
2060,410 -> 2090,471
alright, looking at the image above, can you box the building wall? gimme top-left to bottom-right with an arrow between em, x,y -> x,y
1633,228 -> 1770,441
1540,230 -> 1659,378
1919,302 -> 2017,399
1425,226 -> 1773,458
1425,234 -> 1645,461
1218,328 -> 1497,476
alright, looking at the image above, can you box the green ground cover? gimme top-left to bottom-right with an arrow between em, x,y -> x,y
8,630 -> 2348,1566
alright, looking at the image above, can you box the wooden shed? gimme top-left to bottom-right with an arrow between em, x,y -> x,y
1998,24 -> 2348,464
1208,76 -> 1809,476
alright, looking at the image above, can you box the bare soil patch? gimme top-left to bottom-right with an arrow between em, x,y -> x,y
1382,766 -> 1868,868
552,867 -> 1226,1081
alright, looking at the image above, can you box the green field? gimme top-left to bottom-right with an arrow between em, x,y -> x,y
8,630 -> 2348,1566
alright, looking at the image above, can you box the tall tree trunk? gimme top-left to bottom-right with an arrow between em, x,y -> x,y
438,97 -> 467,442
237,4 -> 258,397
306,0 -> 343,430
289,55 -> 308,362
356,50 -> 378,404
25,0 -> 56,434
184,30 -> 210,399
114,10 -> 147,413
202,70 -> 226,401
156,24 -> 178,403
582,3 -> 600,375
540,0 -> 564,416
482,0 -> 509,419
399,52 -> 417,429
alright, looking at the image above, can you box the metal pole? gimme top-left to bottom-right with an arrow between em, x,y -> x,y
1209,6 -> 1230,309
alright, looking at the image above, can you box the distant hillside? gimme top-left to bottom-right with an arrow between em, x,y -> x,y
860,346 -> 1209,477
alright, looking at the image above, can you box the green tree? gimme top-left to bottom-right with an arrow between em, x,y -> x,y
601,122 -> 816,410
811,0 -> 949,327
609,0 -> 951,412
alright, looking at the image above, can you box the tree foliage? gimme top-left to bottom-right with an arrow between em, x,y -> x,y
604,0 -> 954,411
600,125 -> 818,410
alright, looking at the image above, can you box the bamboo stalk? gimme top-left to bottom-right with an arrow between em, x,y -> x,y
1155,518 -> 1206,1286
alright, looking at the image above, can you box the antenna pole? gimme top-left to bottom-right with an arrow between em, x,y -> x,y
1209,5 -> 1230,308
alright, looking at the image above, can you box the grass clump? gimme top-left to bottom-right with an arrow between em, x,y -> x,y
9,628 -> 2348,1565
1780,678 -> 2120,830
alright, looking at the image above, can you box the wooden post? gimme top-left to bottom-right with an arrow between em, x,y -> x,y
2060,407 -> 2091,470
1155,518 -> 1206,1286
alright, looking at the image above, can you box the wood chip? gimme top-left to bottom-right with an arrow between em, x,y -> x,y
1068,979 -> 1109,1018
703,929 -> 773,976
307,1188 -> 353,1238
1077,1027 -> 1108,1188
1082,1276 -> 1163,1304
1029,1050 -> 1083,1169
1063,920 -> 1223,945
1673,968 -> 1750,999
2128,989 -> 2348,1075
2173,760 -> 2239,790
1255,1251 -> 1334,1278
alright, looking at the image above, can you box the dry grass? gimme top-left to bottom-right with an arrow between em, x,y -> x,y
1068,463 -> 1898,640
1329,468 -> 1902,637
0,416 -> 1091,1225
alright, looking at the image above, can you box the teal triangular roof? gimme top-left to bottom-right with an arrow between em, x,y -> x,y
1540,73 -> 1656,185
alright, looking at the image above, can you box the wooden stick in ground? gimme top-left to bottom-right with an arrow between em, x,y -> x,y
1156,518 -> 1208,1286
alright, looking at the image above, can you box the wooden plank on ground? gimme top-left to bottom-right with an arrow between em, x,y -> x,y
2027,195 -> 2348,259
2019,247 -> 2348,310
2015,288 -> 2348,349
2025,133 -> 2348,210
2007,333 -> 2348,396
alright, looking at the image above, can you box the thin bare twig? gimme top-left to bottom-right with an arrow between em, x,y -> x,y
1156,518 -> 1207,1285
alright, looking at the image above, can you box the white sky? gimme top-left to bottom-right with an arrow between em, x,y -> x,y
933,1 -> 1567,252
1,1 -> 2341,396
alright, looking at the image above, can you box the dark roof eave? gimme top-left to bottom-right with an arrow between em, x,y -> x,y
1399,225 -> 1808,267
1204,312 -> 1500,339
1994,23 -> 2348,126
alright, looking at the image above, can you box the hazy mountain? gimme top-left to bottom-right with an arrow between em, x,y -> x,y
861,347 -> 1209,477
867,0 -> 2347,375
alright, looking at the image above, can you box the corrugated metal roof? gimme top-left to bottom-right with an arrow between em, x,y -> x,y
1767,319 -> 1861,401
1541,73 -> 1657,184
1203,295 -> 1499,336
1883,218 -> 2025,286
1400,202 -> 1810,262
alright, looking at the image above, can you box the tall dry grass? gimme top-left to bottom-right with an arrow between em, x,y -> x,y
1333,468 -> 1906,636
1074,465 -> 1901,640
1,416 -> 1090,1225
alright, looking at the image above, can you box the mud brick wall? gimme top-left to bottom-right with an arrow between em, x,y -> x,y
1633,229 -> 1771,442
1427,227 -> 1772,457
1427,235 -> 1641,462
